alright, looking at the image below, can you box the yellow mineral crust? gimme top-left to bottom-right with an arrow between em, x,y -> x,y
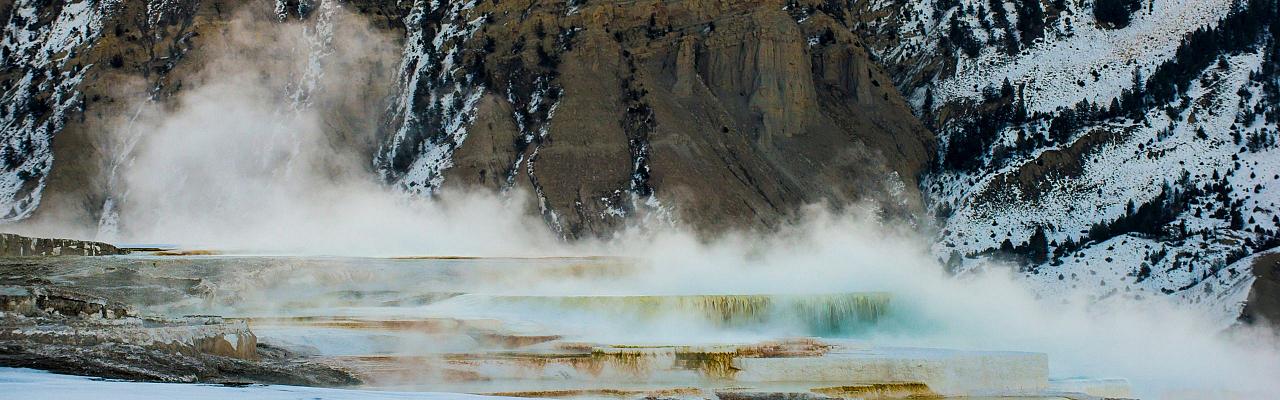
811,382 -> 940,399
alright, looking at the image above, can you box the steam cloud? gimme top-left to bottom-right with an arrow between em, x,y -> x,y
28,4 -> 1280,399
106,5 -> 559,255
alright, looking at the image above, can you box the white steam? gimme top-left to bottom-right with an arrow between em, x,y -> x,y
71,5 -> 1280,400
109,6 -> 558,255
609,214 -> 1280,398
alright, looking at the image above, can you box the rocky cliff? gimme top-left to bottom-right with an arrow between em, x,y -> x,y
374,0 -> 933,237
0,232 -> 120,256
4,0 -> 1280,326
0,0 -> 932,240
2,0 -> 401,238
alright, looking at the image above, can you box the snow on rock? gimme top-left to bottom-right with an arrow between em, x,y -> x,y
935,46 -> 1279,291
4,316 -> 257,359
0,0 -> 110,221
934,0 -> 1236,115
517,78 -> 564,233
904,0 -> 1280,324
376,0 -> 487,196
936,50 -> 1273,255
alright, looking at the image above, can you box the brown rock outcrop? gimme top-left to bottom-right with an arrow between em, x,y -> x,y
1240,251 -> 1280,326
8,0 -> 933,238
430,0 -> 934,237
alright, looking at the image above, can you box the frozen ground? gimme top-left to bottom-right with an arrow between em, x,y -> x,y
0,367 -> 528,400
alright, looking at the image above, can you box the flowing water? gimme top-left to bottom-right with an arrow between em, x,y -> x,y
85,254 -> 1130,399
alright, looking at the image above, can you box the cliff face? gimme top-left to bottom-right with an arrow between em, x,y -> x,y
0,0 -> 931,240
1240,251 -> 1280,326
0,232 -> 120,256
3,0 -> 403,238
375,0 -> 933,237
4,0 -> 1280,327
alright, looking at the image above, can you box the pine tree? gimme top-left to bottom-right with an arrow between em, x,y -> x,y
1094,0 -> 1139,29
1015,0 -> 1046,47
1028,225 -> 1049,264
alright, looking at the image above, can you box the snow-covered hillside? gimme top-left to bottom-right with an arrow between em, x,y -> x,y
0,0 -> 108,221
930,0 -> 1236,114
374,0 -> 488,196
859,0 -> 1280,322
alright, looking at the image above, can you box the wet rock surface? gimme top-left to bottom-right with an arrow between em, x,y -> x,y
0,260 -> 360,386
0,341 -> 358,386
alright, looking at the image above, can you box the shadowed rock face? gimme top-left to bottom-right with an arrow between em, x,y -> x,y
1240,252 -> 1280,326
413,0 -> 933,237
0,233 -> 121,256
2,0 -> 931,239
8,0 -> 404,239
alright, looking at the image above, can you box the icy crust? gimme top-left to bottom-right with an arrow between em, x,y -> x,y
734,346 -> 1050,397
0,367 -> 525,400
376,0 -> 487,196
929,37 -> 1280,322
0,0 -> 110,221
1,314 -> 256,360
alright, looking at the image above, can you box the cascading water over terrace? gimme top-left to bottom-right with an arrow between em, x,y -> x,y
466,293 -> 893,335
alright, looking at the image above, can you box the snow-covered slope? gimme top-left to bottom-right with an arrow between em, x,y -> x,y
860,0 -> 1280,323
373,0 -> 487,196
0,0 -> 108,221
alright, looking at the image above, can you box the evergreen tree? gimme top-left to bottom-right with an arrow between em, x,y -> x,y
1028,225 -> 1049,264
1014,0 -> 1046,47
1094,0 -> 1140,29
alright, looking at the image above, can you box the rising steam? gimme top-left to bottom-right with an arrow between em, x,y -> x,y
104,5 -> 559,255
21,4 -> 1280,399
